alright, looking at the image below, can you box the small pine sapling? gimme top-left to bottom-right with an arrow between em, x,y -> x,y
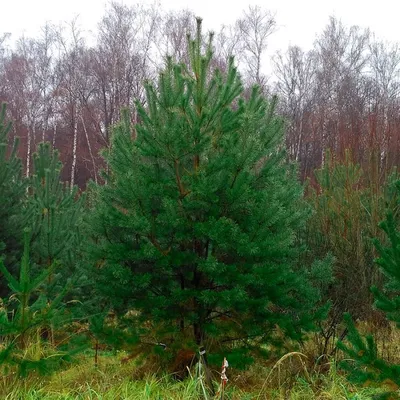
0,103 -> 26,297
0,229 -> 83,377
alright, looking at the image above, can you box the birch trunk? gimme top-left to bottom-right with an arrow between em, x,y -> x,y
70,116 -> 78,190
52,124 -> 57,148
81,114 -> 97,184
26,124 -> 34,177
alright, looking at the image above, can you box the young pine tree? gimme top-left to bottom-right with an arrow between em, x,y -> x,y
338,180 -> 400,398
0,103 -> 26,297
0,229 -> 78,377
26,143 -> 84,293
90,19 -> 325,363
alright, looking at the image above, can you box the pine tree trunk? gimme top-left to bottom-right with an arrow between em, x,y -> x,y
193,322 -> 203,346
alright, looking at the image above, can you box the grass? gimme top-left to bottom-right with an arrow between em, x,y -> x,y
0,350 -> 390,399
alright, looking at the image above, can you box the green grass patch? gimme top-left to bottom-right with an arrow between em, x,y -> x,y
0,352 -> 390,399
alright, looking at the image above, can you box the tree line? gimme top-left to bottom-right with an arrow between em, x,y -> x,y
0,3 -> 276,187
2,3 -> 400,187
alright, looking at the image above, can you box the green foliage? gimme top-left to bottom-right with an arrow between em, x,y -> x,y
308,150 -> 384,316
0,103 -> 26,296
26,143 -> 84,272
24,142 -> 89,317
0,140 -> 87,378
372,205 -> 400,327
305,150 -> 398,356
0,230 -> 81,377
338,180 -> 400,399
338,315 -> 400,399
89,313 -> 140,351
89,19 -> 325,360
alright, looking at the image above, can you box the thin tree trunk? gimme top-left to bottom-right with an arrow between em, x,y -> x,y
42,114 -> 47,143
70,115 -> 78,190
26,125 -> 34,177
295,118 -> 304,162
52,124 -> 57,148
81,114 -> 98,184
94,340 -> 99,367
198,346 -> 215,395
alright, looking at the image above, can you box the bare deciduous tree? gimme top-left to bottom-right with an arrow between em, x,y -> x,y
236,5 -> 276,90
274,46 -> 317,165
156,9 -> 196,66
313,17 -> 370,164
54,18 -> 86,189
92,1 -> 159,140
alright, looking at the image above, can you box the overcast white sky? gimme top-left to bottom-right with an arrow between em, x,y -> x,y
2,0 -> 400,53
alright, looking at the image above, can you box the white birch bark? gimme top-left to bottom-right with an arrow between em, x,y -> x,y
81,114 -> 97,184
70,115 -> 78,190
